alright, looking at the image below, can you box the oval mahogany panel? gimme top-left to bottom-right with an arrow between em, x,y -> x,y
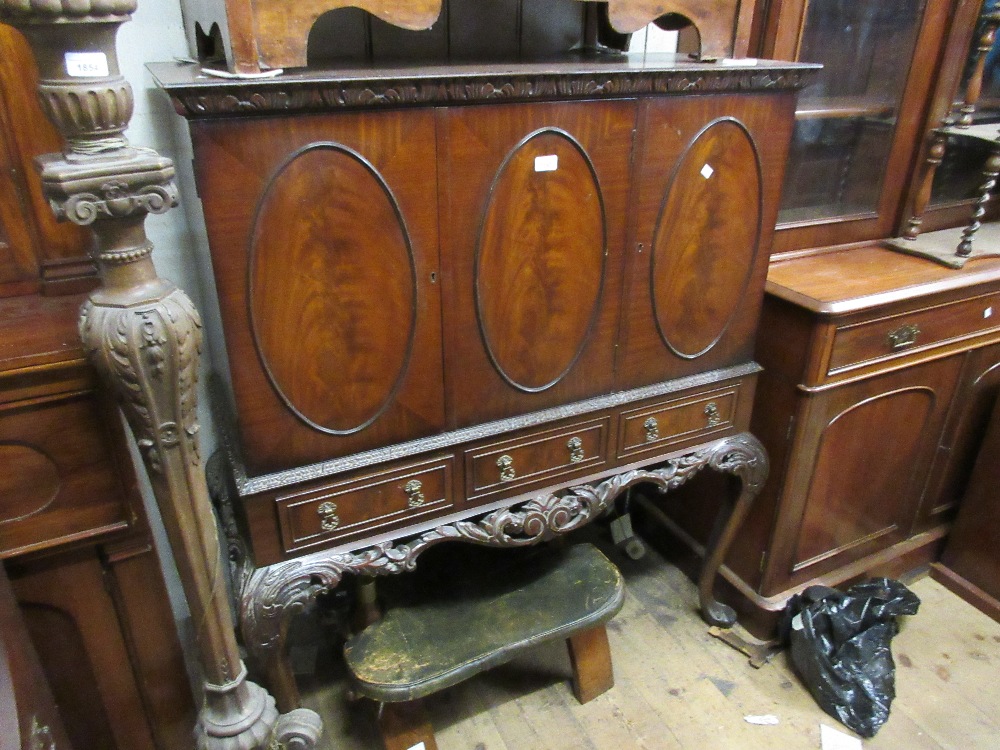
475,129 -> 606,392
0,444 -> 60,524
250,144 -> 416,434
651,118 -> 762,359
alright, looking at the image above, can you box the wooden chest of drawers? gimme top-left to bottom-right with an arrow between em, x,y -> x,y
711,243 -> 1000,636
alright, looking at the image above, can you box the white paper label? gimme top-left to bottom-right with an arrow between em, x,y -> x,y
65,52 -> 109,78
535,154 -> 558,172
405,743 -> 426,750
701,163 -> 715,180
744,714 -> 780,726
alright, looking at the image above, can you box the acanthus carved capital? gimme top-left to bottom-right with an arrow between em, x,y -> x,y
78,284 -> 203,475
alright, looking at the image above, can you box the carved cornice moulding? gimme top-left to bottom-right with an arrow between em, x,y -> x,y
151,61 -> 820,119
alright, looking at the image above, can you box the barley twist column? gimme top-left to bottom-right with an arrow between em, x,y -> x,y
0,2 -> 322,748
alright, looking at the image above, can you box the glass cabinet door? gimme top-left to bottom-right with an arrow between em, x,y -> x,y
782,0 -> 926,223
761,0 -> 952,253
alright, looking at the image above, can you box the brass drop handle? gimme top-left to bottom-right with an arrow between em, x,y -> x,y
887,323 -> 920,351
567,436 -> 585,463
404,479 -> 425,507
644,416 -> 660,442
317,501 -> 340,531
497,454 -> 516,482
704,401 -> 722,427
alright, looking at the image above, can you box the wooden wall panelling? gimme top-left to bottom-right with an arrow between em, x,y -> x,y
615,93 -> 795,391
0,392 -> 131,558
0,563 -> 74,750
189,110 -> 445,475
7,549 -> 160,750
100,535 -> 198,750
0,54 -> 39,295
0,24 -> 91,295
437,100 -> 635,428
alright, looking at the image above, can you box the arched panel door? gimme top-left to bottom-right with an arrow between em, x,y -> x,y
189,110 -> 445,475
439,101 -> 636,427
615,93 -> 797,390
770,355 -> 962,592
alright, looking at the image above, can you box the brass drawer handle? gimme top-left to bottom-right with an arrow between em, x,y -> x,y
317,501 -> 340,532
887,323 -> 920,351
497,454 -> 516,482
644,417 -> 660,442
567,436 -> 584,463
403,479 -> 425,508
704,402 -> 722,427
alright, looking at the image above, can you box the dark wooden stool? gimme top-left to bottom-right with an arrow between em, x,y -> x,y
344,543 -> 625,750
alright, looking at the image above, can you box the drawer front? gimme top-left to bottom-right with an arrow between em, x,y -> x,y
829,292 -> 1000,375
0,394 -> 130,558
278,456 -> 454,554
618,386 -> 739,460
465,418 -> 610,502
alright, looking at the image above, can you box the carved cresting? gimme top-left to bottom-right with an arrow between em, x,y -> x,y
0,1 -> 320,748
230,433 -> 768,710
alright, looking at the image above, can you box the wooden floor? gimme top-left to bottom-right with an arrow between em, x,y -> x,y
298,538 -> 1000,750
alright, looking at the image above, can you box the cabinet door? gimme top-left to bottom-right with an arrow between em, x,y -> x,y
919,342 -> 1000,530
760,0 -> 952,252
438,101 -> 635,428
615,93 -> 795,391
763,355 -> 962,595
190,111 -> 445,475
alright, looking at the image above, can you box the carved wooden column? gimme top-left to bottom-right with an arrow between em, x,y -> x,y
0,2 -> 321,748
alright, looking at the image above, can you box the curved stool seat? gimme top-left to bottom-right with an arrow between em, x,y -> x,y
344,543 -> 624,749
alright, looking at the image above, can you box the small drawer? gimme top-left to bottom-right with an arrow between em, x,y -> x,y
0,394 -> 130,558
277,455 -> 454,554
617,386 -> 738,460
829,292 -> 1000,375
465,418 -> 610,502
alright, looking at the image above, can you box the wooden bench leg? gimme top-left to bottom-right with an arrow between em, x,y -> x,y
567,624 -> 614,704
377,700 -> 439,750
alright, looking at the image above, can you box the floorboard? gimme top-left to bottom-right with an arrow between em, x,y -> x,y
296,536 -> 1000,750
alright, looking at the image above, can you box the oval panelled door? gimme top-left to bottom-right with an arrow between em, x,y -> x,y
249,143 -> 416,434
475,128 -> 607,392
652,118 -> 762,359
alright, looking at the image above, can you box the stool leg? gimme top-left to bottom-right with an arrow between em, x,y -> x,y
567,625 -> 614,704
377,700 -> 439,750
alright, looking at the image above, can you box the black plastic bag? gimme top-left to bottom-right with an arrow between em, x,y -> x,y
779,578 -> 920,738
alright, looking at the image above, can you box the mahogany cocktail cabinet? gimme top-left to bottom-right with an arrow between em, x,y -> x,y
153,45 -> 815,709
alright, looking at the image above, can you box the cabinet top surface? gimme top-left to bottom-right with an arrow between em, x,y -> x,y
766,244 -> 1000,316
150,54 -> 818,118
0,294 -> 86,376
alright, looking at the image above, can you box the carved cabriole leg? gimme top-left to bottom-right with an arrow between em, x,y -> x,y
0,1 -> 320,747
696,433 -> 769,627
237,433 -> 769,706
